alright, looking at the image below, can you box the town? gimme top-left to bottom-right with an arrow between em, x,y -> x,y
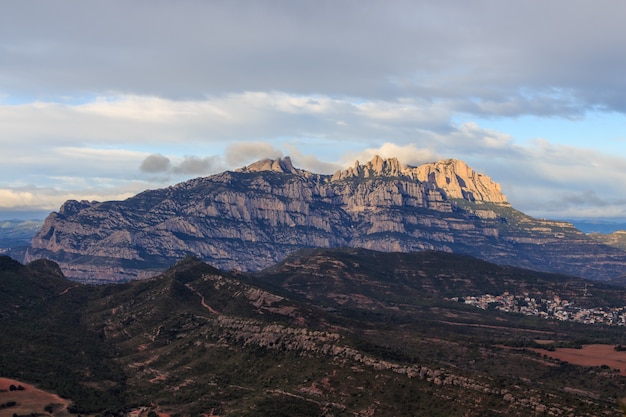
450,292 -> 626,326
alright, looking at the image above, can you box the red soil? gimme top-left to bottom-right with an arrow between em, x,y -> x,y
0,377 -> 70,417
529,344 -> 626,375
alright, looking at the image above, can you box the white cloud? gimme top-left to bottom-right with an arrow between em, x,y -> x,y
342,143 -> 439,168
225,142 -> 284,167
2,90 -> 625,221
0,186 -> 137,211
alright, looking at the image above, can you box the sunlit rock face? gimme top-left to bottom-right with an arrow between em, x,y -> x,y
26,156 -> 626,283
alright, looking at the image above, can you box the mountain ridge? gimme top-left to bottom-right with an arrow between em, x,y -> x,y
26,155 -> 626,283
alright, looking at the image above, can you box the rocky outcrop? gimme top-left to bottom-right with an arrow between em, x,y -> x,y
26,156 -> 626,283
412,159 -> 507,203
236,156 -> 299,174
331,156 -> 506,204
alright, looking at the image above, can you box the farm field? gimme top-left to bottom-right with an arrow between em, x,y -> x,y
0,378 -> 70,417
531,345 -> 626,375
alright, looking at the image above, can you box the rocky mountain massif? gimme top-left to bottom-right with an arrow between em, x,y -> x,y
4,249 -> 626,416
27,155 -> 626,283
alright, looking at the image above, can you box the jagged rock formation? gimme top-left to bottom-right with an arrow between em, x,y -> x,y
26,156 -> 626,283
331,156 -> 506,204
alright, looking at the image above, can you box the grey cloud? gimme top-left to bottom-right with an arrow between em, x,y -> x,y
225,142 -> 283,167
281,144 -> 342,174
3,1 -> 626,116
559,190 -> 606,208
140,154 -> 171,173
139,153 -> 223,177
172,156 -> 222,175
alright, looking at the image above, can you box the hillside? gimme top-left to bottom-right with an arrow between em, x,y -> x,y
590,230 -> 626,251
26,156 -> 626,283
0,256 -> 126,413
3,251 -> 626,416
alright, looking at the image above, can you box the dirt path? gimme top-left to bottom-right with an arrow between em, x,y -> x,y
58,285 -> 78,296
184,283 -> 220,315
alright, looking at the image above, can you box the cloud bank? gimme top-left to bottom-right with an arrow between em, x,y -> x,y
2,1 -> 626,221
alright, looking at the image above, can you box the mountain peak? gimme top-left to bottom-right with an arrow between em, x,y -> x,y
236,156 -> 298,174
413,159 -> 507,203
331,155 -> 507,204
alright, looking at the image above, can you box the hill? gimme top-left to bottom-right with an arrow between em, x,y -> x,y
590,230 -> 626,251
0,256 -> 127,413
25,156 -> 626,283
3,251 -> 626,416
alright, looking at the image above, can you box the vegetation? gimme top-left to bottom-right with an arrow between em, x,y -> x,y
2,250 -> 626,416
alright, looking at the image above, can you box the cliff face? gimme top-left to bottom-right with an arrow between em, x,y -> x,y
331,156 -> 506,204
26,156 -> 626,283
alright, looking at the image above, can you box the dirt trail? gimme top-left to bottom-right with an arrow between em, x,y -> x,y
184,283 -> 221,315
58,285 -> 78,296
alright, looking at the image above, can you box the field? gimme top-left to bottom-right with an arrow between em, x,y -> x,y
531,344 -> 626,375
0,378 -> 70,417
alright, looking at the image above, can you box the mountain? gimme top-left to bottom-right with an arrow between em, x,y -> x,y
0,219 -> 43,260
589,231 -> 626,251
570,219 -> 626,234
3,251 -> 626,416
26,155 -> 626,283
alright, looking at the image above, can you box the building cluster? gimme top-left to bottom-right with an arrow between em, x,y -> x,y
450,292 -> 626,326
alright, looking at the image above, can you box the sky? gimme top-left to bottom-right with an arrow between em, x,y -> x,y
2,0 -> 626,222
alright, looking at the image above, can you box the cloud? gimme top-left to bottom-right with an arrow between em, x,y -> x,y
342,143 -> 439,168
2,89 -> 624,221
0,93 -> 465,160
225,142 -> 284,167
557,190 -> 607,209
3,1 -> 626,115
0,185 -> 137,211
0,189 -> 38,209
140,154 -> 171,173
172,156 -> 223,175
139,153 -> 224,177
2,1 -> 626,220
280,144 -> 342,174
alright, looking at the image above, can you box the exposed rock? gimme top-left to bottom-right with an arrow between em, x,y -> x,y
413,159 -> 507,203
331,157 -> 506,204
236,156 -> 299,174
26,155 -> 626,283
